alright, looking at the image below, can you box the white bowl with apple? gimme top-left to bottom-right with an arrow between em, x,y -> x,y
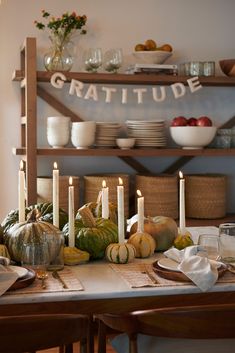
170,116 -> 217,149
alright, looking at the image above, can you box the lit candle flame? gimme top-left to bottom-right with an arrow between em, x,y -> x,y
179,171 -> 184,179
20,160 -> 24,171
69,176 -> 73,186
137,189 -> 142,197
53,161 -> 58,169
118,177 -> 123,186
102,180 -> 106,188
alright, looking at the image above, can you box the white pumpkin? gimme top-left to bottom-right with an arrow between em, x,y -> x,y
105,243 -> 136,264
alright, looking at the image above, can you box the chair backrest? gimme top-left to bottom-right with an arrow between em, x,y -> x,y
97,303 -> 235,353
0,314 -> 88,353
134,303 -> 235,339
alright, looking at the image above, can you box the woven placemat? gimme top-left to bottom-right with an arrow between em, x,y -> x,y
7,267 -> 84,295
110,263 -> 235,288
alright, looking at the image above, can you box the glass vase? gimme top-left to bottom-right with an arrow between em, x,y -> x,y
44,35 -> 74,72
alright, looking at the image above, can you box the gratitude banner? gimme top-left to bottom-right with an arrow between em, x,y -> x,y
50,72 -> 202,104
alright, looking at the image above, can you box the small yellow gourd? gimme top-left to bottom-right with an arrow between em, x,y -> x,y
63,247 -> 90,265
0,244 -> 11,260
174,231 -> 194,250
106,243 -> 136,264
127,232 -> 156,258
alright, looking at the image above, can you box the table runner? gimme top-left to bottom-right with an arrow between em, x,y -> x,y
110,263 -> 235,288
7,267 -> 84,295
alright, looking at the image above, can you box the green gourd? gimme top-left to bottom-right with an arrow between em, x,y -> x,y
63,206 -> 118,260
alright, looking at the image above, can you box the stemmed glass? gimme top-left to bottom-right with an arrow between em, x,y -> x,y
83,48 -> 102,73
21,242 -> 50,289
103,48 -> 123,73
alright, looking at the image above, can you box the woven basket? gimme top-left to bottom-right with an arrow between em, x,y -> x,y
185,174 -> 227,219
37,176 -> 79,214
84,174 -> 130,217
135,174 -> 178,219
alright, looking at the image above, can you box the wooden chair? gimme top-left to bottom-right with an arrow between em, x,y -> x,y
0,314 -> 93,353
97,303 -> 235,353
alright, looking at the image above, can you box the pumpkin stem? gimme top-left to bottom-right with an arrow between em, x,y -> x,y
96,190 -> 102,204
78,206 -> 97,228
27,208 -> 41,223
95,191 -> 102,216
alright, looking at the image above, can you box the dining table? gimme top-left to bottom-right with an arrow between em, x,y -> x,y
1,226 -> 235,317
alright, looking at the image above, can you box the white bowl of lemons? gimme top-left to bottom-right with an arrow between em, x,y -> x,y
133,39 -> 173,64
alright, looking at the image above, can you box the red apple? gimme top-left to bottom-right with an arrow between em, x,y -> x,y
196,116 -> 213,127
171,116 -> 188,126
187,117 -> 198,126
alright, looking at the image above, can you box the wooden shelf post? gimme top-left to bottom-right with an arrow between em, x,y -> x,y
20,38 -> 37,205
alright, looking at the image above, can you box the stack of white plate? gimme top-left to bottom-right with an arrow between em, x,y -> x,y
125,120 -> 167,147
95,122 -> 121,147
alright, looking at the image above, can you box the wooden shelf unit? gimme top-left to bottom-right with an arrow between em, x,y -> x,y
13,147 -> 235,157
12,69 -> 235,86
13,37 -> 235,224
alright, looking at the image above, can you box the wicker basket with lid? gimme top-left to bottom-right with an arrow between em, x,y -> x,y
185,174 -> 227,219
84,174 -> 130,217
135,174 -> 178,219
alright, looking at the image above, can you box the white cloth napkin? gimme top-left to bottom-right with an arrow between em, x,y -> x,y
0,259 -> 19,296
164,245 -> 219,292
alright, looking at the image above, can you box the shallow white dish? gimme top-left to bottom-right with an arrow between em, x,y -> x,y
158,258 -> 180,272
9,266 -> 28,278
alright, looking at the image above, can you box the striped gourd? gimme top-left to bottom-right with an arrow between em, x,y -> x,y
4,209 -> 61,263
105,243 -> 136,264
127,231 -> 156,258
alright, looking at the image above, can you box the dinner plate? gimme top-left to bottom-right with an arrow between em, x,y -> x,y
8,268 -> 36,291
9,266 -> 28,278
153,259 -> 226,283
158,258 -> 180,272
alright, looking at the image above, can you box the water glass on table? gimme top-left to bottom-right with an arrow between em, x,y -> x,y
219,223 -> 235,264
44,230 -> 65,271
21,242 -> 50,288
198,233 -> 219,260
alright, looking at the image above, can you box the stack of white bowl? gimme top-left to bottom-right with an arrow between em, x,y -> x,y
71,121 -> 96,149
95,122 -> 121,147
47,116 -> 71,148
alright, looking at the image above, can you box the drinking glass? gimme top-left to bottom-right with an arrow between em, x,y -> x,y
44,231 -> 64,271
103,48 -> 123,73
21,242 -> 50,286
83,48 -> 102,73
198,234 -> 219,260
219,223 -> 235,264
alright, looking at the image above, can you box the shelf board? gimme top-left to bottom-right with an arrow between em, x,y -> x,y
12,70 -> 235,87
12,147 -> 235,157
